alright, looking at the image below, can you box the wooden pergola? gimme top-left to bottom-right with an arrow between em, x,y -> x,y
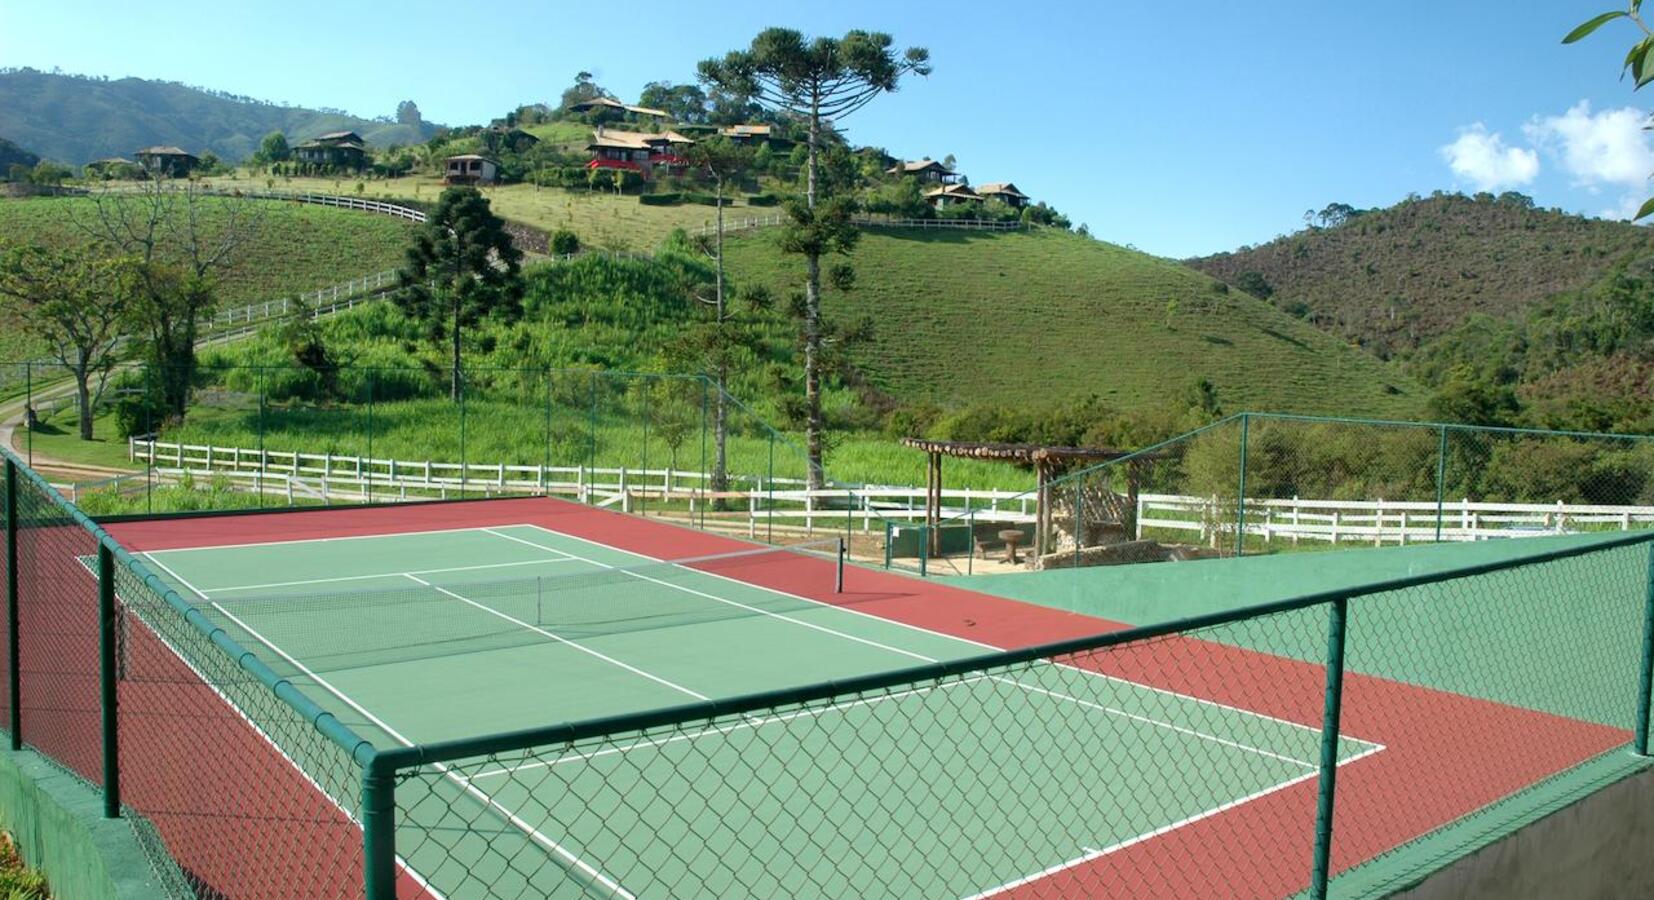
899,439 -> 1153,561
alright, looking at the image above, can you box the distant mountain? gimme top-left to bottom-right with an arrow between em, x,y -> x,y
1187,192 -> 1653,358
0,136 -> 39,171
0,69 -> 439,165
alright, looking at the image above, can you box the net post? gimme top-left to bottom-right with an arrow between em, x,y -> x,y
836,537 -> 845,593
883,519 -> 893,569
5,457 -> 19,750
361,754 -> 399,900
1235,412 -> 1249,557
1635,544 -> 1654,757
1435,425 -> 1449,543
97,541 -> 121,817
919,524 -> 929,577
1310,595 -> 1350,898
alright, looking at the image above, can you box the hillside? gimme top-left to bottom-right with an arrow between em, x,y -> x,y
1188,193 -> 1654,358
0,137 -> 39,172
0,195 -> 414,365
0,69 -> 438,165
724,227 -> 1424,417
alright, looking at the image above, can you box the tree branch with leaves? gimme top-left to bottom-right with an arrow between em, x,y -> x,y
1565,2 -> 1654,218
699,28 -> 929,489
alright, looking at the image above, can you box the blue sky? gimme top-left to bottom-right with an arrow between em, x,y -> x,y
3,0 -> 1649,257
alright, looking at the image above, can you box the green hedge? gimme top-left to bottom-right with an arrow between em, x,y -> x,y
746,193 -> 780,207
685,193 -> 732,206
639,193 -> 683,206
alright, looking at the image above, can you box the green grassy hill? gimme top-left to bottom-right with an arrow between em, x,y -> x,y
724,227 -> 1424,417
0,70 -> 437,165
1188,193 -> 1654,357
0,195 -> 414,364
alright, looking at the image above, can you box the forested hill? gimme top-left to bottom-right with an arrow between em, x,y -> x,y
0,69 -> 439,165
1187,193 -> 1654,358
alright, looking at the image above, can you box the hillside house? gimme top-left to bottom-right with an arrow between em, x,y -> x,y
924,183 -> 982,208
586,128 -> 695,180
719,124 -> 773,144
444,154 -> 499,185
293,131 -> 369,169
568,97 -> 669,119
134,146 -> 199,177
976,182 -> 1030,208
889,159 -> 958,184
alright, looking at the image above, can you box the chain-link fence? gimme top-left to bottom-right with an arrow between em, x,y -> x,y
1,447 -> 380,898
3,441 -> 1653,897
892,413 -> 1654,576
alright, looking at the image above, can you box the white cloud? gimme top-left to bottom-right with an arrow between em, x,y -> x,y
1525,101 -> 1654,189
1439,124 -> 1540,191
1599,192 -> 1648,221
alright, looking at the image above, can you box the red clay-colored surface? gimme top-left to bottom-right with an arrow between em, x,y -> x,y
108,497 -> 1634,898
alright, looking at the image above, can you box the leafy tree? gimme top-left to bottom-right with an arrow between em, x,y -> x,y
559,71 -> 608,111
396,187 -> 525,401
27,160 -> 71,185
550,229 -> 580,256
278,296 -> 342,400
638,81 -> 710,123
73,181 -> 266,421
0,244 -> 136,439
256,131 -> 290,164
1234,270 -> 1274,299
699,28 -> 930,488
1565,4 -> 1654,218
396,100 -> 423,126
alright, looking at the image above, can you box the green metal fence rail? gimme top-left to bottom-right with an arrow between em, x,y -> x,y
1,446 -> 382,897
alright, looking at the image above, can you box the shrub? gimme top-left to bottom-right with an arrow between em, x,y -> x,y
746,193 -> 780,207
550,229 -> 581,255
639,193 -> 683,206
684,193 -> 730,206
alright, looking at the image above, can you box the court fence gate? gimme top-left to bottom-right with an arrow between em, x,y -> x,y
2,443 -> 1654,898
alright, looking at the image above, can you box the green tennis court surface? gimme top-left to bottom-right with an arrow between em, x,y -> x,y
130,523 -> 1382,898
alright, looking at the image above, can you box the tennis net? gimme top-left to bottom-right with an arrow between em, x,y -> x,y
130,539 -> 848,677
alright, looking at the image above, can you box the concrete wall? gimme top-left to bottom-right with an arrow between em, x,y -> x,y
1390,762 -> 1654,900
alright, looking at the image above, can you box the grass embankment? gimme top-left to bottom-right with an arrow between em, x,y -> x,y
0,195 -> 414,310
206,164 -> 776,253
725,227 -> 1426,416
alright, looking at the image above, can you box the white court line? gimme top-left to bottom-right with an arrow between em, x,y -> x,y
141,523 -> 510,555
482,527 -> 937,664
469,676 -> 996,779
211,557 -> 581,594
111,560 -> 449,899
207,597 -> 636,900
402,573 -> 709,702
496,525 -> 1385,761
512,523 -> 1381,750
959,741 -> 1388,900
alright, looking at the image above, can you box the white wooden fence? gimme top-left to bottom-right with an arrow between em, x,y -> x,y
126,438 -> 1032,532
693,214 -> 1031,237
1135,492 -> 1654,546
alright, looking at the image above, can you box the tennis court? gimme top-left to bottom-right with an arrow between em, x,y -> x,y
119,517 -> 1385,899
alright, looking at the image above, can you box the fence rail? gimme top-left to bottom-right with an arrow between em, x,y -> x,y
692,213 -> 1031,237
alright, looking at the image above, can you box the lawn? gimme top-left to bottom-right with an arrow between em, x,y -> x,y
725,227 -> 1427,417
0,194 -> 414,312
216,170 -> 753,253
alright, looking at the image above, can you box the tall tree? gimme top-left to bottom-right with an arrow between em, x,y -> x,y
0,244 -> 135,439
256,131 -> 290,163
1565,4 -> 1654,218
396,186 -> 524,401
699,28 -> 929,488
396,100 -> 423,126
638,81 -> 710,123
72,180 -> 265,421
681,137 -> 757,498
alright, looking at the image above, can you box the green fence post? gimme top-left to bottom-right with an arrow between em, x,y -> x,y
544,368 -> 554,496
1435,425 -> 1449,543
968,508 -> 976,576
1310,596 -> 1351,898
919,524 -> 929,577
1235,413 -> 1249,557
1074,482 -> 1082,569
361,756 -> 398,900
698,378 -> 709,529
1635,545 -> 1654,757
256,366 -> 266,509
24,363 -> 31,468
884,519 -> 893,569
459,368 -> 468,498
366,369 -> 375,505
97,542 -> 120,818
766,432 -> 775,545
5,458 -> 19,750
641,380 -> 651,515
588,373 -> 599,502
144,365 -> 153,514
